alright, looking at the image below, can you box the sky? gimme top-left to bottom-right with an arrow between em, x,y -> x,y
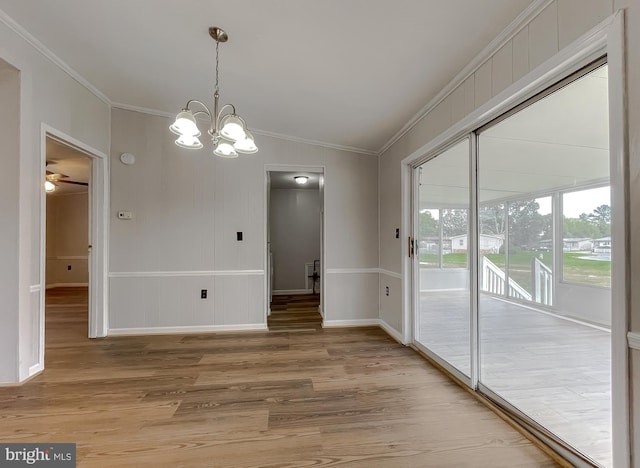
538,186 -> 610,217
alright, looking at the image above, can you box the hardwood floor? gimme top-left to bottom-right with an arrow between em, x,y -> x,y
419,291 -> 611,467
0,288 -> 559,467
268,294 -> 322,331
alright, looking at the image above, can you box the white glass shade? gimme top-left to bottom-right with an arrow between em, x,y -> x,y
219,114 -> 246,141
170,110 -> 200,137
44,180 -> 56,192
175,134 -> 203,149
213,141 -> 238,158
294,176 -> 309,185
234,131 -> 258,154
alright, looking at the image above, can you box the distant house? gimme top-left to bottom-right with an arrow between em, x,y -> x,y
419,237 -> 451,255
563,238 -> 593,252
450,234 -> 504,254
593,236 -> 611,254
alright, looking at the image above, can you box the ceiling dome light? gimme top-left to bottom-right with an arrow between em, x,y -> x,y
213,141 -> 238,158
170,109 -> 200,137
175,134 -> 203,149
44,180 -> 56,193
234,131 -> 258,154
219,114 -> 247,142
294,176 -> 309,185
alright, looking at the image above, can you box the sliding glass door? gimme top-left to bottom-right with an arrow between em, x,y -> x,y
477,63 -> 611,467
413,62 -> 613,467
414,138 -> 471,378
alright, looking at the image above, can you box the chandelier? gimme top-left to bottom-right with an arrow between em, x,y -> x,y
170,27 -> 257,158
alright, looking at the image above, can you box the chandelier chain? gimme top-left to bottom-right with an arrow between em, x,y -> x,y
215,39 -> 220,94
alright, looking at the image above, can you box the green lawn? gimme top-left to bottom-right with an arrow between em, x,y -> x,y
420,251 -> 610,290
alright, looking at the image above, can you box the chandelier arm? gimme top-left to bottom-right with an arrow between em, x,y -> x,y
185,99 -> 212,117
216,103 -> 237,123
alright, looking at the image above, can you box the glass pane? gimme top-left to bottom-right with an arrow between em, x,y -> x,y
562,186 -> 611,287
478,65 -> 611,466
506,196 -> 553,304
416,139 -> 470,377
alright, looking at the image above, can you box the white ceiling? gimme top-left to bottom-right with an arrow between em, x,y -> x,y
0,0 -> 534,153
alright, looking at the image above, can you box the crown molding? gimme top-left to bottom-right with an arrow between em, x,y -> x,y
376,0 -> 554,156
111,102 -> 174,119
0,7 -> 111,106
251,128 -> 377,156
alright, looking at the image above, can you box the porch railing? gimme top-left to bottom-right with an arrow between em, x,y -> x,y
481,256 -> 532,301
532,257 -> 553,306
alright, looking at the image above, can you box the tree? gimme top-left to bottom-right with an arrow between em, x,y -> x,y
563,217 -> 599,238
508,199 -> 544,250
442,209 -> 468,237
588,204 -> 611,224
418,210 -> 438,240
479,204 -> 506,236
588,204 -> 611,237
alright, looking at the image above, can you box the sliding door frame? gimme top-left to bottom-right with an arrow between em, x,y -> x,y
401,12 -> 628,467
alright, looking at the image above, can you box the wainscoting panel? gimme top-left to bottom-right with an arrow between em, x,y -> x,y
324,270 -> 378,322
379,272 -> 403,338
213,274 -> 265,326
46,256 -> 88,287
109,276 -> 216,330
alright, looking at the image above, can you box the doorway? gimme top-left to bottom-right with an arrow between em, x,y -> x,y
40,128 -> 109,368
266,168 -> 324,330
44,136 -> 92,346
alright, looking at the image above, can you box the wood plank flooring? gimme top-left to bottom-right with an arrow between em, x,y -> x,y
0,288 -> 559,467
268,294 -> 322,331
419,291 -> 611,467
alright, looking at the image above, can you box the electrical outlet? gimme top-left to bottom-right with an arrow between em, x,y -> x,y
201,289 -> 207,299
237,232 -> 243,241
395,228 -> 400,239
67,265 -> 72,271
385,286 -> 390,296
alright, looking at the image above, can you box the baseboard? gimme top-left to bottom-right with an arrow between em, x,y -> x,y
46,283 -> 88,289
29,362 -> 44,377
272,289 -> 313,295
628,332 -> 640,350
323,319 -> 380,328
378,319 -> 405,344
108,323 -> 268,336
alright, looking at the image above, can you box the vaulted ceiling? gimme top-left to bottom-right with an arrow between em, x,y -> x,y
0,0 -> 534,154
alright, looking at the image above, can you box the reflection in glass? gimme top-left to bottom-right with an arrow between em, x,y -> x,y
416,139 -> 470,377
478,65 -> 611,466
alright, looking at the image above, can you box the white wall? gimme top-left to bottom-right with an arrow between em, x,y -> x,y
270,188 -> 320,292
109,108 -> 378,333
45,192 -> 89,287
0,59 -> 20,382
0,16 -> 110,382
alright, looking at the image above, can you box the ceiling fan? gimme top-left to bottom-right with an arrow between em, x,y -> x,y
45,161 -> 88,193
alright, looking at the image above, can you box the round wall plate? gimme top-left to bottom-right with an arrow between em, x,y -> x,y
120,153 -> 135,165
